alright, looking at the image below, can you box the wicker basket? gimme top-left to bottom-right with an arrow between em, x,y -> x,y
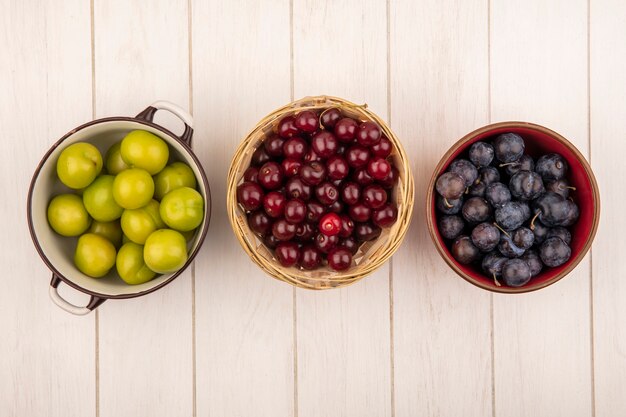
227,96 -> 414,289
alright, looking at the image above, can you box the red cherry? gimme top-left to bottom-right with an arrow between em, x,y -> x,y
272,219 -> 297,241
282,158 -> 302,177
354,222 -> 382,241
285,176 -> 312,200
352,167 -> 374,186
248,211 -> 272,235
299,245 -> 322,269
372,204 -> 398,228
367,157 -> 391,180
300,161 -> 327,186
356,121 -> 382,147
315,233 -> 339,254
283,137 -> 308,160
314,182 -> 339,205
362,184 -> 387,209
334,118 -> 358,142
339,236 -> 359,255
328,200 -> 344,214
339,215 -> 354,238
263,191 -> 286,218
264,234 -> 280,249
311,131 -> 338,159
341,182 -> 361,205
371,136 -> 392,158
327,247 -> 352,271
348,203 -> 371,222
345,145 -> 370,168
319,213 -> 342,236
326,156 -> 349,180
304,148 -> 321,162
379,165 -> 399,189
277,115 -> 299,138
295,110 -> 318,133
251,146 -> 271,166
306,201 -> 325,223
264,135 -> 285,157
275,242 -> 300,266
321,108 -> 341,129
237,182 -> 264,211
284,199 -> 306,224
243,167 -> 259,183
258,162 -> 284,190
295,222 -> 316,242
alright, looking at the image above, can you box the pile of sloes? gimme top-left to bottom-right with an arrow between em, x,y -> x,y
435,133 -> 578,287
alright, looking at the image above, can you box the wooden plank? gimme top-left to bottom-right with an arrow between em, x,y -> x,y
590,0 -> 626,415
0,1 -> 96,416
93,1 -> 193,416
291,1 -> 391,416
490,1 -> 592,416
389,0 -> 493,416
191,1 -> 295,416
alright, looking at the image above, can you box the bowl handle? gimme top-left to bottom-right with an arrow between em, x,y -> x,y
49,274 -> 106,315
135,101 -> 194,146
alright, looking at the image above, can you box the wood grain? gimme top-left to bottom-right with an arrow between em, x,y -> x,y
490,1 -> 592,416
291,1 -> 392,416
590,0 -> 626,415
93,1 -> 193,416
0,1 -> 96,416
389,0 -> 493,416
3,0 -> 626,415
191,1 -> 295,416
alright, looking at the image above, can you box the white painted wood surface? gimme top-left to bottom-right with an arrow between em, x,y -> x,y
390,1 -> 493,416
191,1 -> 295,416
1,0 -> 624,416
292,1 -> 392,417
93,1 -> 194,416
490,2 -> 593,416
591,0 -> 626,415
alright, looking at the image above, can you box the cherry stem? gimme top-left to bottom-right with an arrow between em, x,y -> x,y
443,198 -> 453,208
492,222 -> 510,238
529,211 -> 540,230
493,273 -> 502,287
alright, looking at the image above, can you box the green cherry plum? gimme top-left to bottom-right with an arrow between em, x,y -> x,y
143,229 -> 188,274
88,219 -> 123,248
104,141 -> 130,175
116,242 -> 157,285
112,168 -> 155,209
82,175 -> 124,222
159,187 -> 204,232
120,130 -> 169,175
121,199 -> 166,244
47,194 -> 92,237
74,233 -> 116,278
154,162 -> 197,200
56,142 -> 103,189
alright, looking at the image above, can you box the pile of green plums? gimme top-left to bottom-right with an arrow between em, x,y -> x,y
47,130 -> 204,285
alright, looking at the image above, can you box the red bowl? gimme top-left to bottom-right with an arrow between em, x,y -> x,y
426,121 -> 600,293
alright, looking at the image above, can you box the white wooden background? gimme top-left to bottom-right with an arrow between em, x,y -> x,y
0,0 -> 624,416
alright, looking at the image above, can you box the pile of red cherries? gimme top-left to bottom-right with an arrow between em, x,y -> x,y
237,108 -> 399,271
